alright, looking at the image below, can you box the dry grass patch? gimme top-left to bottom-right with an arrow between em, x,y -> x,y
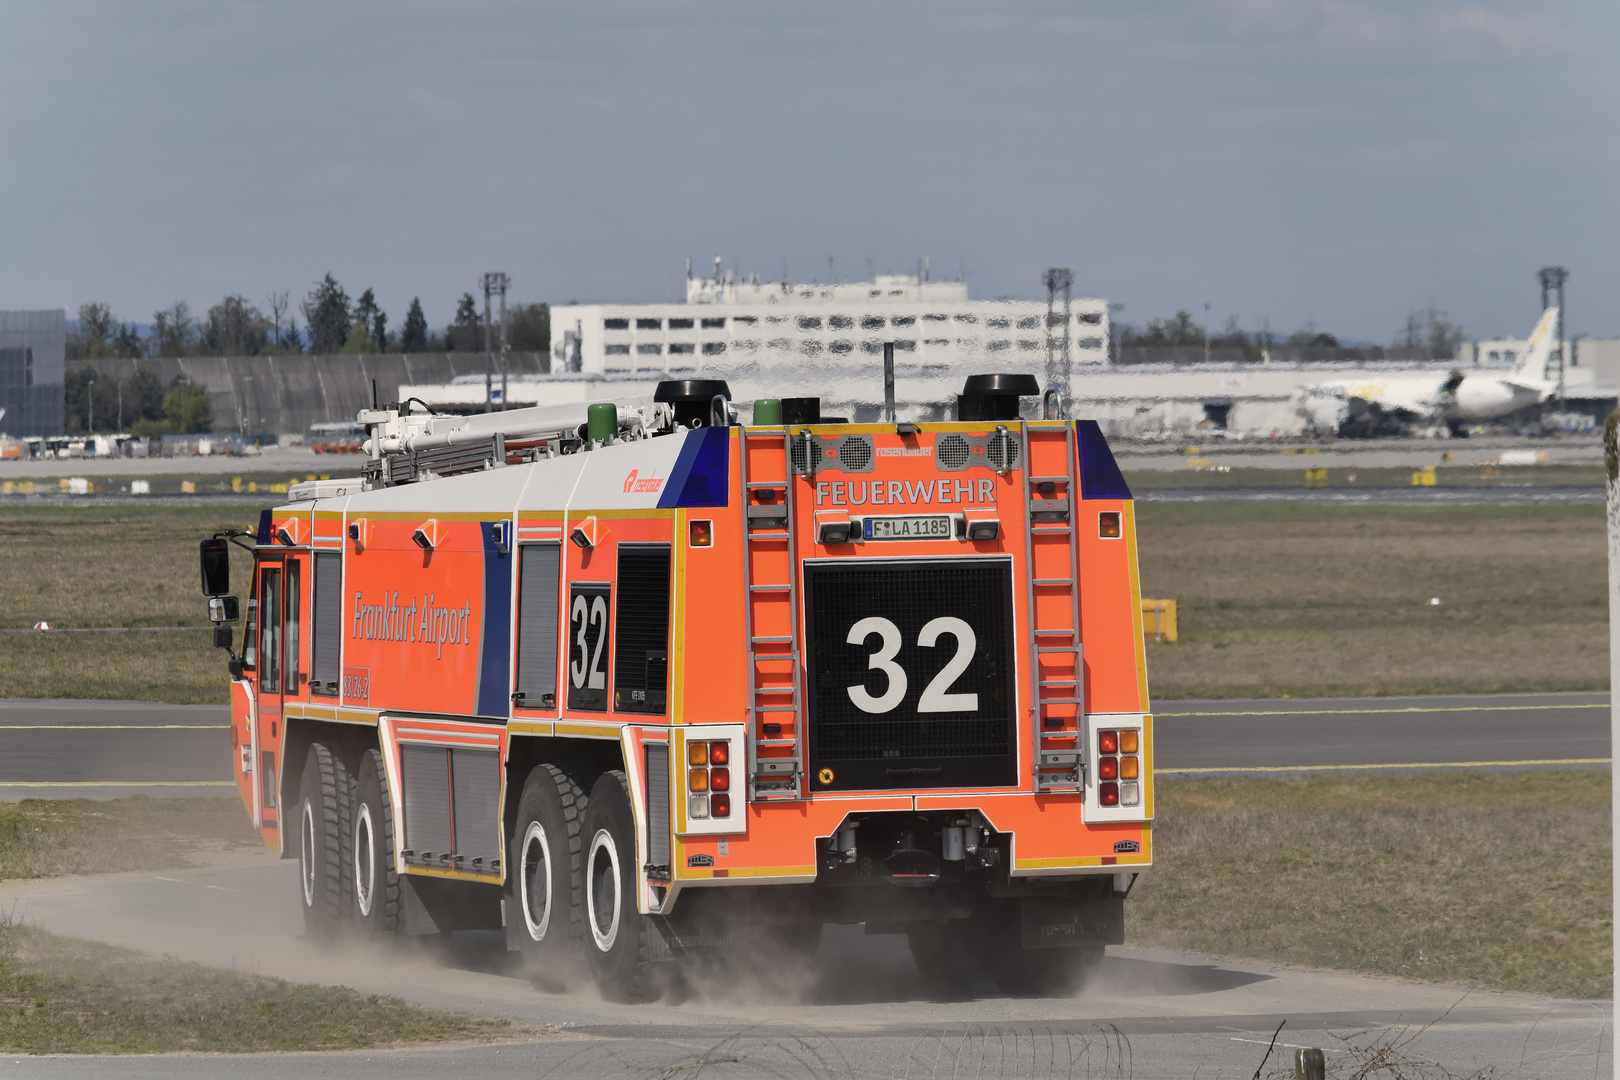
1132,771 -> 1612,999
1,501 -> 1611,705
1137,502 -> 1608,699
0,631 -> 228,703
0,798 -> 258,881
0,920 -> 515,1053
0,505 -> 260,703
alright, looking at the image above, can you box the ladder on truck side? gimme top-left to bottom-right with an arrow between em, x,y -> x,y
1020,420 -> 1085,792
739,427 -> 804,800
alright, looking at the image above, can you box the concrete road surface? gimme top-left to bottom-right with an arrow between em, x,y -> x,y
0,692 -> 1606,801
0,851 -> 1609,1079
1154,691 -> 1611,775
0,698 -> 231,800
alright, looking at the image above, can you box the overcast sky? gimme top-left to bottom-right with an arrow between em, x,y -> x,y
1,1 -> 1615,341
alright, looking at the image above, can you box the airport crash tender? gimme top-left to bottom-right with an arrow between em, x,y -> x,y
197,375 -> 1154,1000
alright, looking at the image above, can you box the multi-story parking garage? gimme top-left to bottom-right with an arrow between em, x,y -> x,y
0,310 -> 66,439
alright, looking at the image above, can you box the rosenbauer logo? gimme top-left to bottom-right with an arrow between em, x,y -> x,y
622,469 -> 666,495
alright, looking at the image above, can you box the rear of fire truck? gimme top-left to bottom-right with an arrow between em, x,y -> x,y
198,374 -> 1152,1001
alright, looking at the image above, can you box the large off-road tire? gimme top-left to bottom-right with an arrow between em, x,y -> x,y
506,763 -> 587,991
297,742 -> 350,940
908,921 -> 989,991
991,941 -> 1105,996
351,748 -> 400,939
580,770 -> 658,1002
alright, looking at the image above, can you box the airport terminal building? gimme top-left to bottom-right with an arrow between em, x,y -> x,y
509,270 -> 1110,425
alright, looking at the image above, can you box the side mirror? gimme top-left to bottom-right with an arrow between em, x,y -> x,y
213,625 -> 233,650
227,657 -> 245,679
200,538 -> 230,597
209,596 -> 240,623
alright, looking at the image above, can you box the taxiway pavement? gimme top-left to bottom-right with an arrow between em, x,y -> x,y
0,691 -> 1606,800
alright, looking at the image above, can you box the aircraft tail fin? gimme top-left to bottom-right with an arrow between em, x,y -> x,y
1509,307 -> 1560,384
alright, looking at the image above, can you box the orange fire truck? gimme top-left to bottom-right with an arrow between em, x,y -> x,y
198,374 -> 1153,1000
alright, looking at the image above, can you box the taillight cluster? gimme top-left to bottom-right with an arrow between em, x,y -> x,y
688,740 -> 732,819
1097,729 -> 1141,808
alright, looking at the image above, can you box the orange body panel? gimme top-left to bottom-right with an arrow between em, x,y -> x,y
677,448 -> 750,727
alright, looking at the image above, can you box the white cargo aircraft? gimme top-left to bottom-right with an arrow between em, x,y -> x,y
1299,308 -> 1561,436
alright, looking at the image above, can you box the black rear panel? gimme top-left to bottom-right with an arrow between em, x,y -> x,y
804,557 -> 1017,791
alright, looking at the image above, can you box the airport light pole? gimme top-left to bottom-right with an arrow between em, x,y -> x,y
482,272 -> 510,413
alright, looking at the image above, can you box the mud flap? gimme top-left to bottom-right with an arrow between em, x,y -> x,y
1019,894 -> 1125,949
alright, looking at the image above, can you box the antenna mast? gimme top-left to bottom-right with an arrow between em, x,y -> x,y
482,272 -> 510,412
1043,268 -> 1074,404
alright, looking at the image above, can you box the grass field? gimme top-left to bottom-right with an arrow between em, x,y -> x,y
0,501 -> 1609,703
0,798 -> 258,880
1137,502 -> 1608,699
0,505 -> 262,702
0,920 -> 516,1053
1134,772 -> 1613,1000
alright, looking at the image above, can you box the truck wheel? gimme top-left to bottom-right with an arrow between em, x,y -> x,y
908,923 -> 987,990
297,742 -> 350,940
992,944 -> 1105,996
579,770 -> 657,1002
506,763 -> 587,991
351,748 -> 400,939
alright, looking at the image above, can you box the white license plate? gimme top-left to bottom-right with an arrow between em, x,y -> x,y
863,515 -> 953,541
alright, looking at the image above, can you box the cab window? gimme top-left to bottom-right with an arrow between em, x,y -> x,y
285,561 -> 301,695
260,566 -> 281,693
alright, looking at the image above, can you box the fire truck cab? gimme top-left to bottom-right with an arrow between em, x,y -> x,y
200,375 -> 1153,1001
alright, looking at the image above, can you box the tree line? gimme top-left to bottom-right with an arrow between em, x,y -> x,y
1118,305 -> 1466,359
64,368 -> 211,437
66,274 -> 550,360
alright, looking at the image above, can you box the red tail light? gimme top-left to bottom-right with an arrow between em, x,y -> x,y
1099,730 -> 1119,755
709,741 -> 729,766
1099,757 -> 1118,781
710,793 -> 731,817
710,767 -> 730,792
1099,782 -> 1119,806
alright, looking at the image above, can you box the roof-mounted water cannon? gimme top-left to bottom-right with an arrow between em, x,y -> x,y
355,391 -> 687,489
957,373 -> 1041,422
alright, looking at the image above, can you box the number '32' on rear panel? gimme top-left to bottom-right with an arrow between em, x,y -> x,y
803,558 -> 1017,792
